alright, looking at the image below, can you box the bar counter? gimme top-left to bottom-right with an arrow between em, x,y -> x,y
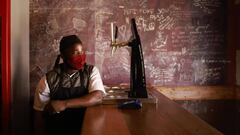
81,89 -> 223,135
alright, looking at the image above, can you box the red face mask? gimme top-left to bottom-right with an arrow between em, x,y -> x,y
66,54 -> 86,70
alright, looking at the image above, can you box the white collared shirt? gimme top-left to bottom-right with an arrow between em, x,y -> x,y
33,66 -> 105,111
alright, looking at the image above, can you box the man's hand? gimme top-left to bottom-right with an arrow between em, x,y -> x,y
44,91 -> 104,114
51,100 -> 67,113
44,100 -> 67,114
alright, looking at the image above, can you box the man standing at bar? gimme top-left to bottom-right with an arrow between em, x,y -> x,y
33,35 -> 105,135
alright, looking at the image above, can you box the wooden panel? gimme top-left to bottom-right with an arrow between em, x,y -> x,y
237,50 -> 240,85
155,86 -> 239,100
105,85 -> 239,100
82,89 -> 223,135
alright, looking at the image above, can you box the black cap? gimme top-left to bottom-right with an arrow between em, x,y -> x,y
60,35 -> 82,53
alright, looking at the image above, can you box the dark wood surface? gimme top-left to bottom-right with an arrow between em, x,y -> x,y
81,89 -> 223,135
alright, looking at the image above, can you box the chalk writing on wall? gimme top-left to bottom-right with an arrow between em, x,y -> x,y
30,0 -> 228,95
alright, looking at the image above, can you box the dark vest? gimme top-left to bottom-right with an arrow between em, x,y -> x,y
44,63 -> 94,135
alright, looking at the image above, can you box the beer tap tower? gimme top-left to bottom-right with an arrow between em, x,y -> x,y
110,18 -> 148,98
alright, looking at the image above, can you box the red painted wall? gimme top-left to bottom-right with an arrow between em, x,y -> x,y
0,0 -> 11,134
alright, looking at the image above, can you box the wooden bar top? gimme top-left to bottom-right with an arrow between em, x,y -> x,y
81,89 -> 223,135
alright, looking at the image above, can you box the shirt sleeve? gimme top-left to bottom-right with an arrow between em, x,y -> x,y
33,75 -> 50,111
88,66 -> 106,96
